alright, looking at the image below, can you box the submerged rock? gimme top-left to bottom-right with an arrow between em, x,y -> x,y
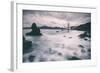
23,36 -> 32,54
79,32 -> 90,38
28,55 -> 35,62
58,52 -> 62,56
39,57 -> 46,62
88,49 -> 91,52
63,35 -> 66,37
69,37 -> 72,39
26,23 -> 42,36
56,31 -> 59,32
78,45 -> 84,48
81,49 -> 86,53
67,56 -> 81,60
84,38 -> 88,41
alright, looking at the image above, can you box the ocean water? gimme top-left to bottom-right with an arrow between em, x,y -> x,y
23,29 -> 91,62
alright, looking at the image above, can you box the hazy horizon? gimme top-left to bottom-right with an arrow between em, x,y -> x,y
23,10 -> 91,27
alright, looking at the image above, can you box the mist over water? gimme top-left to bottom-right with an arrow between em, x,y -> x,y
23,10 -> 91,63
23,29 -> 91,62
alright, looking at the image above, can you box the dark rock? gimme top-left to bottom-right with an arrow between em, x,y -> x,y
67,56 -> 81,60
23,36 -> 32,54
39,58 -> 46,62
88,49 -> 91,52
69,37 -> 72,39
78,45 -> 84,48
26,23 -> 42,36
79,32 -> 87,38
58,52 -> 62,56
81,49 -> 86,53
56,31 -> 59,32
48,48 -> 52,52
73,22 -> 91,38
50,59 -> 56,61
62,44 -> 65,48
84,38 -> 88,41
73,52 -> 77,56
48,48 -> 57,54
28,55 -> 35,62
88,53 -> 91,59
23,58 -> 26,62
79,31 -> 91,38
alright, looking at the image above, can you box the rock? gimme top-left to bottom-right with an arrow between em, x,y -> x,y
78,45 -> 84,48
58,52 -> 62,56
81,49 -> 86,53
56,31 -> 59,32
28,55 -> 35,62
26,23 -> 42,36
79,31 -> 91,38
79,32 -> 87,38
50,59 -> 56,61
69,37 -> 72,39
63,35 -> 66,37
88,49 -> 91,52
23,36 -> 32,54
73,52 -> 77,56
39,57 -> 46,62
67,56 -> 81,60
84,38 -> 88,41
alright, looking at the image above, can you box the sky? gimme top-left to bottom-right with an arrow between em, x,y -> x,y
23,10 -> 91,27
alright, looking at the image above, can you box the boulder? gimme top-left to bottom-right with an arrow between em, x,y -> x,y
23,36 -> 32,54
28,55 -> 35,62
26,23 -> 42,36
67,56 -> 81,60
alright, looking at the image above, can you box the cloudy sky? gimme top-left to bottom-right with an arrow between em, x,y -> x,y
23,10 -> 91,27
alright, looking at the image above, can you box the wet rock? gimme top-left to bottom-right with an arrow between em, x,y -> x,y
63,35 -> 66,37
61,44 -> 65,48
88,49 -> 91,52
48,48 -> 57,54
79,32 -> 90,38
50,59 -> 56,61
28,55 -> 35,62
81,49 -> 86,53
39,57 -> 46,62
73,52 -> 77,56
48,48 -> 52,52
78,45 -> 84,48
88,53 -> 91,59
23,57 -> 26,62
58,52 -> 62,56
23,36 -> 32,54
26,23 -> 42,36
67,56 -> 81,60
84,38 -> 88,41
56,31 -> 59,32
69,37 -> 72,39
79,32 -> 87,38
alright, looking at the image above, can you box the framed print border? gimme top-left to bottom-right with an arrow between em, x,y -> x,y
11,1 -> 97,72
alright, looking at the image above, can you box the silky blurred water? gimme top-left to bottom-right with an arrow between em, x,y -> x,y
23,29 -> 91,62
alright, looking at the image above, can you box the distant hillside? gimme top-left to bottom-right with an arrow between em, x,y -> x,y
23,26 -> 66,29
39,26 -> 66,29
74,22 -> 91,33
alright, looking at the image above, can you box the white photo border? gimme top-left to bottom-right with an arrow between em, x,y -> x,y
11,1 -> 97,72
